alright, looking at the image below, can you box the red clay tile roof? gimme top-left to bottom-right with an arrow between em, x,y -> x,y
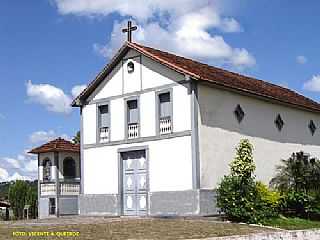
72,42 -> 320,113
29,138 -> 80,154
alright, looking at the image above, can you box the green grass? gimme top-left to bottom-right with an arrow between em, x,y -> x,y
263,216 -> 320,230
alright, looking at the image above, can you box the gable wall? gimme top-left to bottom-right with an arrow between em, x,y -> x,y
82,49 -> 191,145
198,84 -> 320,189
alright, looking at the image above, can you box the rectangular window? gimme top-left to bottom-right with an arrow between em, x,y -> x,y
98,104 -> 110,143
158,91 -> 172,135
127,99 -> 139,139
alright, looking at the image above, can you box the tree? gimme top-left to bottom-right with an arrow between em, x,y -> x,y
72,131 -> 80,144
26,184 -> 38,219
8,181 -> 29,219
230,139 -> 255,181
270,151 -> 320,194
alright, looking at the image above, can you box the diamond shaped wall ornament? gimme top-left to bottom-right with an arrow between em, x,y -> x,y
309,120 -> 317,136
275,114 -> 284,131
234,104 -> 245,123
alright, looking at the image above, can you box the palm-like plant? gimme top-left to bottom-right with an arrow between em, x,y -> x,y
270,151 -> 320,194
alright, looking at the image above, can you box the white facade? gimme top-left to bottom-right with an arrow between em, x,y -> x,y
198,84 -> 320,189
82,49 -> 193,198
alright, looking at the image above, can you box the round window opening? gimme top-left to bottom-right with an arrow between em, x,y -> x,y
127,61 -> 134,73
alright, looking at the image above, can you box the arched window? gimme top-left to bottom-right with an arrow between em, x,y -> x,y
63,158 -> 76,179
43,159 -> 52,181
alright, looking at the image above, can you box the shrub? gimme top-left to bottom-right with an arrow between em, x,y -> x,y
256,181 -> 281,209
217,139 -> 279,223
217,176 -> 278,223
281,191 -> 315,217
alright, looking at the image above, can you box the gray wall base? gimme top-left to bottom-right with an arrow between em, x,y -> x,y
149,190 -> 199,216
59,197 -> 78,215
77,190 -> 218,217
79,194 -> 120,216
199,189 -> 218,216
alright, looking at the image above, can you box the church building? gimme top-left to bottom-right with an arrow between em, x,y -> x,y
34,23 -> 320,218
71,39 -> 320,216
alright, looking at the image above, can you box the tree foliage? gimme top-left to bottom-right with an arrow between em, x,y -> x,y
217,139 -> 279,223
270,151 -> 320,194
72,131 -> 81,144
230,139 -> 255,180
8,180 -> 38,219
8,181 -> 29,219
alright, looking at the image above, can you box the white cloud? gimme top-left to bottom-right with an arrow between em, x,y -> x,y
24,160 -> 38,173
55,0 -> 255,69
303,75 -> 320,92
29,130 -> 56,145
26,81 -> 86,114
296,55 -> 307,64
7,173 -> 31,182
29,130 -> 70,145
4,157 -> 21,169
26,80 -> 72,114
71,84 -> 87,98
0,168 -> 9,182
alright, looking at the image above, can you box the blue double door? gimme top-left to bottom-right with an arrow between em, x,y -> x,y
121,150 -> 148,216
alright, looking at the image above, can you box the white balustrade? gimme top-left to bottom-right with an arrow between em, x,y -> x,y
160,117 -> 172,135
60,182 -> 80,195
128,123 -> 139,139
40,183 -> 56,196
100,127 -> 110,143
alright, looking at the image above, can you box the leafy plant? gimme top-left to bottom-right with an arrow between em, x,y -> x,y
217,139 -> 278,223
230,139 -> 255,181
256,181 -> 281,209
270,152 -> 320,194
8,180 -> 29,219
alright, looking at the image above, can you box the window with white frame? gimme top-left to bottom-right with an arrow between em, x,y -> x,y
127,99 -> 139,139
158,91 -> 172,135
98,104 -> 110,143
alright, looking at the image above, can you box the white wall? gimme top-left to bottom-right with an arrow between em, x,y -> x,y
82,104 -> 96,145
198,84 -> 320,189
81,49 -> 192,145
110,98 -> 125,141
83,135 -> 193,194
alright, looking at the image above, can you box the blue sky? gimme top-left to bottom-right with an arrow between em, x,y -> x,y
0,0 -> 319,181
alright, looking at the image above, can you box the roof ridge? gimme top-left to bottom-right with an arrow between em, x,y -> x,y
72,41 -> 320,113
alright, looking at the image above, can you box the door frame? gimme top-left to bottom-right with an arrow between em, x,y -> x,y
118,146 -> 149,216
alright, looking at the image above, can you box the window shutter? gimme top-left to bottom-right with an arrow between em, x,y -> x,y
99,105 -> 109,128
127,100 -> 138,123
159,92 -> 171,118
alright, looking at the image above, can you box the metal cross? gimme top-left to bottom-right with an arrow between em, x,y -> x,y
122,21 -> 137,42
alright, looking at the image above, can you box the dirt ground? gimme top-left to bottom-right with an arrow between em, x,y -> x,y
0,216 -> 274,240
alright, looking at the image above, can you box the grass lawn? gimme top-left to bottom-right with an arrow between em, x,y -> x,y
263,216 -> 320,230
0,218 -> 271,240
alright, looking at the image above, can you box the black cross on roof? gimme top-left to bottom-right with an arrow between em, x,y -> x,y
122,21 -> 137,43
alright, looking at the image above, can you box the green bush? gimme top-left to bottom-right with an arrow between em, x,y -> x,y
217,176 -> 278,223
256,181 -> 281,209
281,191 -> 315,216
